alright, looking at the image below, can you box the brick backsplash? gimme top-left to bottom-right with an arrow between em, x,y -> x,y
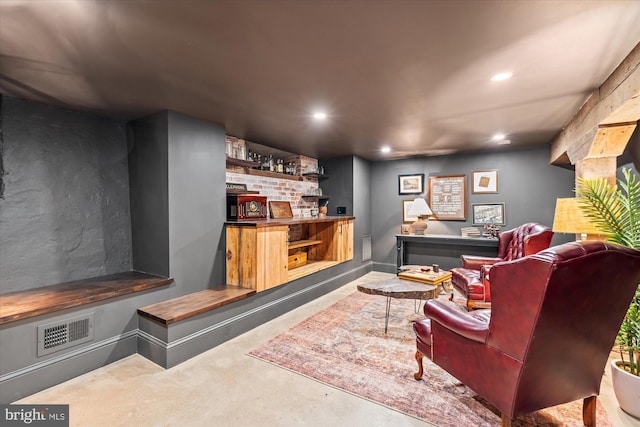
225,135 -> 321,218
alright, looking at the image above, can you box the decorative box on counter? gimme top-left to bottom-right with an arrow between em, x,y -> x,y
226,194 -> 267,221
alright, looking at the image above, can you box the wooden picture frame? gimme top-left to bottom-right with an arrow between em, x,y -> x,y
400,224 -> 412,235
471,203 -> 506,226
398,174 -> 424,195
428,175 -> 467,220
472,170 -> 499,194
402,199 -> 418,223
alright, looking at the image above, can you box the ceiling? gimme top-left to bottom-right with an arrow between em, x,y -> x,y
1,1 -> 639,161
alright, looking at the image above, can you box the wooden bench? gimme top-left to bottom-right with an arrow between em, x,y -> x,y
137,287 -> 256,326
0,271 -> 174,325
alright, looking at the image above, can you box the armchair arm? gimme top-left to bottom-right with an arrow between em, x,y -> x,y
461,255 -> 502,270
523,229 -> 554,256
480,265 -> 493,301
424,300 -> 490,343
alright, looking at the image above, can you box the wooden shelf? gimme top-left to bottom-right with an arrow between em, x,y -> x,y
302,195 -> 330,199
226,157 -> 260,168
226,189 -> 260,194
287,260 -> 340,281
288,239 -> 323,250
226,157 -> 302,181
246,169 -> 303,181
302,173 -> 329,180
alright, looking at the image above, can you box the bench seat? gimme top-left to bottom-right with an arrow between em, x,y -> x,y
0,271 -> 173,325
137,287 -> 256,326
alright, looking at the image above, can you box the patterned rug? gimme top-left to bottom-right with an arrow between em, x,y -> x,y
249,291 -> 613,427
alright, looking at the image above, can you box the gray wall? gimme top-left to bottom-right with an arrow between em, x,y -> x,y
353,157 -> 372,262
167,111 -> 227,291
371,145 -> 576,271
128,111 -> 227,292
322,155 -> 373,264
128,113 -> 170,276
0,97 -> 178,403
0,96 -> 132,293
322,156 -> 354,217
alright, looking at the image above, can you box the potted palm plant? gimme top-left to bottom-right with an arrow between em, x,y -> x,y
577,167 -> 640,418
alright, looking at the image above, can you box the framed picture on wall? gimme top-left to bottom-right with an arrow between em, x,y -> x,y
471,203 -> 506,226
402,199 -> 418,223
428,175 -> 467,220
472,170 -> 499,194
398,174 -> 424,195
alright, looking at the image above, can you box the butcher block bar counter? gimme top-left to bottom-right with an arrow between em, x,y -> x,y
226,216 -> 354,291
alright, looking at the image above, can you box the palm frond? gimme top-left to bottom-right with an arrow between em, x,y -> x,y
576,168 -> 640,249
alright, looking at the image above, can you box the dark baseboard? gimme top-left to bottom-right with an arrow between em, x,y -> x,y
0,333 -> 137,404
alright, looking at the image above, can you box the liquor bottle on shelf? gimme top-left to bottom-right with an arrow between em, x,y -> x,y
276,158 -> 284,173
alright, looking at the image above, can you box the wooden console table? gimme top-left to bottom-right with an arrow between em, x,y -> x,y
396,234 -> 498,272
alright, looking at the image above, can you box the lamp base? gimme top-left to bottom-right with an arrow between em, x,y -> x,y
412,217 -> 428,235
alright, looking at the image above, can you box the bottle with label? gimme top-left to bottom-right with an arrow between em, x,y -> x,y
268,155 -> 275,172
277,158 -> 284,173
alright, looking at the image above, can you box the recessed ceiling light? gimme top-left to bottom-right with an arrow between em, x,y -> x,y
490,72 -> 513,82
492,133 -> 506,141
497,139 -> 512,145
381,146 -> 391,154
312,111 -> 327,121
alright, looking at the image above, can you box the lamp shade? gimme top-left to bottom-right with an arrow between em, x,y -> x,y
552,198 -> 603,236
408,197 -> 433,217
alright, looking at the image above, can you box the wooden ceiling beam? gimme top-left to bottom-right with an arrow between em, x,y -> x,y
550,43 -> 640,166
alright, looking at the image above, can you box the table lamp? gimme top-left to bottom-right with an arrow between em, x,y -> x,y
408,197 -> 433,235
552,197 -> 603,241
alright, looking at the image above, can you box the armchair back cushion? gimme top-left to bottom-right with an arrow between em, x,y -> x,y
498,222 -> 554,261
451,222 -> 553,309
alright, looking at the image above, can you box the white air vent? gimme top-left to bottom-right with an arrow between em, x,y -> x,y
362,235 -> 372,261
37,314 -> 94,357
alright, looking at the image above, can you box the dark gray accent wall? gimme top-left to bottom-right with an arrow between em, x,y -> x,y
0,96 -> 132,293
321,155 -> 372,267
371,145 -> 576,271
127,112 -> 170,276
167,111 -> 227,291
353,156 -> 372,263
322,156 -> 354,217
128,111 -> 227,292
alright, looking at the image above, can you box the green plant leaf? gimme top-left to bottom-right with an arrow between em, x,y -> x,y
577,168 -> 640,376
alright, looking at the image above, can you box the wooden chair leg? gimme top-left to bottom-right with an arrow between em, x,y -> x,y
583,396 -> 597,427
501,414 -> 512,427
414,350 -> 424,380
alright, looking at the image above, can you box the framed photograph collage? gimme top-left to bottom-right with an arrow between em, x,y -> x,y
398,169 -> 505,232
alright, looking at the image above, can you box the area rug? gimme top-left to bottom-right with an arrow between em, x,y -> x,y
249,291 -> 613,427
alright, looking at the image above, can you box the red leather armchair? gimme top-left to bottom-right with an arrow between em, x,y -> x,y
413,241 -> 640,427
450,222 -> 553,310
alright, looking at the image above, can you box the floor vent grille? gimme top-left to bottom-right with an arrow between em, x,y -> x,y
362,235 -> 372,261
38,314 -> 94,357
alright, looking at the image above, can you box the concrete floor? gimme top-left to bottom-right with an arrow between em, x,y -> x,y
16,272 -> 640,427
